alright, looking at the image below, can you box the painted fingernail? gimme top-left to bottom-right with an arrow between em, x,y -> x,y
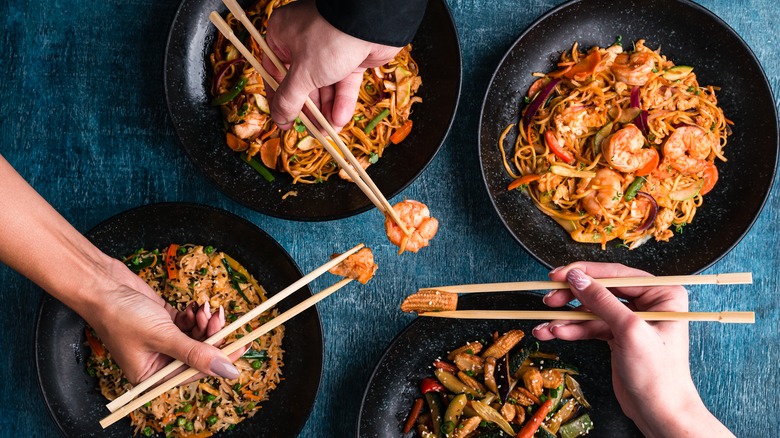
210,357 -> 239,379
543,289 -> 558,303
218,306 -> 225,326
549,266 -> 564,276
551,323 -> 568,330
203,301 -> 211,319
567,269 -> 591,291
533,322 -> 549,332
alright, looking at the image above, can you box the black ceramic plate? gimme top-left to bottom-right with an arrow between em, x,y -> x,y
165,0 -> 461,221
357,292 -> 641,437
479,0 -> 778,275
34,203 -> 323,437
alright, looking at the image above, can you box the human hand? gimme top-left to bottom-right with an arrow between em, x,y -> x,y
83,257 -> 241,384
532,262 -> 734,438
263,0 -> 401,132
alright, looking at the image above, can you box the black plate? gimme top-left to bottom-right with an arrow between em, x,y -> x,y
34,203 -> 323,437
479,0 -> 778,275
357,292 -> 640,437
165,0 -> 461,221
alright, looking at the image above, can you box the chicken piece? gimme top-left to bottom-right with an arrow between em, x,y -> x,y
328,247 -> 378,284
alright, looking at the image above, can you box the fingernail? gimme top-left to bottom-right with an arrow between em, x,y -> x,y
210,357 -> 239,379
218,306 -> 225,326
203,301 -> 211,319
543,289 -> 558,303
533,322 -> 549,332
567,269 -> 591,291
549,266 -> 564,276
551,323 -> 568,330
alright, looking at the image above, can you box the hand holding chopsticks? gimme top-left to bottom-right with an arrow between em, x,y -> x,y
407,269 -> 754,324
100,243 -> 367,428
210,4 -> 410,236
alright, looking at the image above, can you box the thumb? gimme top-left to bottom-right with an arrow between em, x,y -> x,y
162,331 -> 239,380
271,64 -> 314,130
566,268 -> 640,332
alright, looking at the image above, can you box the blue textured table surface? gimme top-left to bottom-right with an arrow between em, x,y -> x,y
1,0 -> 778,437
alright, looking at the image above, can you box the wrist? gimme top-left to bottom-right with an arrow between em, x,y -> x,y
639,390 -> 733,438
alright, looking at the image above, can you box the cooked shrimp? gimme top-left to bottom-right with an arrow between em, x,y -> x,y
611,52 -> 655,86
602,124 -> 656,173
233,112 -> 267,140
581,168 -> 623,216
384,200 -> 439,254
328,247 -> 378,284
663,125 -> 714,174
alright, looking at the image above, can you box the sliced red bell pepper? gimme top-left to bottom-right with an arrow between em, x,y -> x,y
544,130 -> 575,165
420,377 -> 446,394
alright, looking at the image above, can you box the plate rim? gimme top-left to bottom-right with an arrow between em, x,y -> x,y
163,0 -> 463,222
477,0 -> 779,273
34,202 -> 324,437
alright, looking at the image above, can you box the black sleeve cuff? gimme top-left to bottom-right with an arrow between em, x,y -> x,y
316,0 -> 428,47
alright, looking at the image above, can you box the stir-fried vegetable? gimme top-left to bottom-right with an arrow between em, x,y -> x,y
408,334 -> 594,437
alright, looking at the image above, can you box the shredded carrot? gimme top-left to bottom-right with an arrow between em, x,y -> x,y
390,120 -> 413,144
508,174 -> 540,191
84,327 -> 105,357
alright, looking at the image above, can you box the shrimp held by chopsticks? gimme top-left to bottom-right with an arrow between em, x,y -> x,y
384,200 -> 439,254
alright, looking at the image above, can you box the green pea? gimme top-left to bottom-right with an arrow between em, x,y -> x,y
142,426 -> 153,436
207,415 -> 218,425
183,403 -> 193,413
177,417 -> 186,427
251,360 -> 263,369
185,421 -> 194,431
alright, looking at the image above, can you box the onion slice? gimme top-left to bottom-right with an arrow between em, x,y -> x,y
630,86 -> 650,135
635,191 -> 658,232
213,59 -> 245,96
523,78 -> 562,128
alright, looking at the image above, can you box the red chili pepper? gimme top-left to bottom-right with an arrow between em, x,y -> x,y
432,359 -> 459,373
166,244 -> 179,280
402,397 -> 424,434
544,130 -> 575,165
420,377 -> 446,394
516,399 -> 553,438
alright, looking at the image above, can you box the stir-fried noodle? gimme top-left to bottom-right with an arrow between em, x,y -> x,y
86,244 -> 283,437
501,39 -> 731,249
210,0 -> 422,184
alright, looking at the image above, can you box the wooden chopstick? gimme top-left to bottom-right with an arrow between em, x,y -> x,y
105,242 -> 364,413
419,310 -> 756,324
211,7 -> 411,236
420,272 -> 752,294
100,277 -> 353,429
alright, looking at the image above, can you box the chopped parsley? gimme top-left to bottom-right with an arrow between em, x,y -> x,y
368,152 -> 379,164
616,241 -> 629,249
289,154 -> 298,163
605,225 -> 614,234
523,96 -> 531,104
612,192 -> 623,201
675,222 -> 687,234
614,35 -> 623,47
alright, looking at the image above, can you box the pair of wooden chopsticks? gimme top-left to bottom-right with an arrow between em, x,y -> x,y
99,243 -> 365,428
418,272 -> 755,324
211,0 -> 410,236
